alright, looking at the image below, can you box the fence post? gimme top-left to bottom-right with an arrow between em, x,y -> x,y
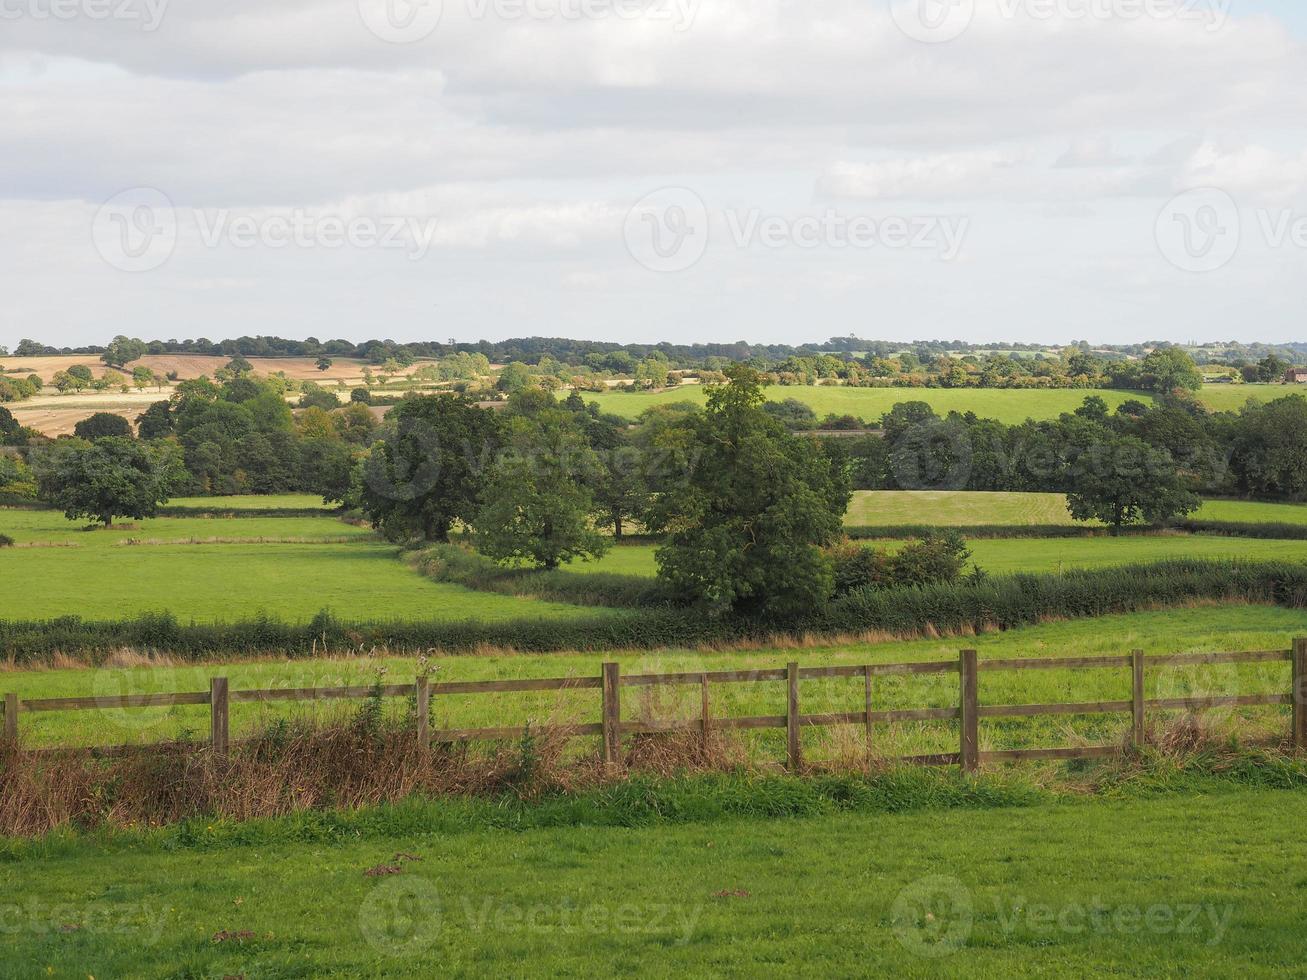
1293,639 -> 1307,752
700,674 -> 711,748
1132,649 -> 1146,749
3,693 -> 16,742
786,662 -> 801,771
415,675 -> 430,750
602,662 -> 621,765
864,665 -> 874,747
960,650 -> 979,774
210,677 -> 229,759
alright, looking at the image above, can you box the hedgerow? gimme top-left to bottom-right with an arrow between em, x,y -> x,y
5,559 -> 1307,661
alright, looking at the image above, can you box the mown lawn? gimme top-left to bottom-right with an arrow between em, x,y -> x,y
7,605 -> 1305,752
846,491 -> 1307,527
586,386 -> 1148,425
3,785 -> 1305,975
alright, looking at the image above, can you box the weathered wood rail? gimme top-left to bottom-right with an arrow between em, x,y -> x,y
4,640 -> 1306,772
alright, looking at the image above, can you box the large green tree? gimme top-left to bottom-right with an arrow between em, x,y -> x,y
652,366 -> 850,618
33,437 -> 182,527
474,407 -> 609,569
73,412 -> 133,440
1065,432 -> 1199,531
101,335 -> 147,368
359,395 -> 502,541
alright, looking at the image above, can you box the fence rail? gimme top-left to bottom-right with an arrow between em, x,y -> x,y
4,640 -> 1307,771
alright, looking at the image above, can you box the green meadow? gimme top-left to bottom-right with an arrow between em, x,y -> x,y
4,785 -> 1305,976
586,385 -> 1149,425
846,491 -> 1307,527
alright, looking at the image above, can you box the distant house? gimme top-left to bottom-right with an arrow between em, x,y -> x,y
1286,369 -> 1307,384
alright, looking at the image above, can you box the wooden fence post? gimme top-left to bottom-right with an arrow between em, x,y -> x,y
1131,650 -> 1146,749
864,665 -> 874,747
210,677 -> 229,759
415,675 -> 430,750
3,693 -> 17,742
960,650 -> 979,774
700,674 -> 711,748
602,663 -> 621,765
786,662 -> 801,771
1293,638 -> 1307,752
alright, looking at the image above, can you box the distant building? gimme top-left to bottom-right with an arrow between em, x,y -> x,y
1285,369 -> 1307,384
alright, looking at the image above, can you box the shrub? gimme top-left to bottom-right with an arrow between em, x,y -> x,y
0,534 -> 13,548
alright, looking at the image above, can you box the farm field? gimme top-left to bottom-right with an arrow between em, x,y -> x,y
165,493 -> 332,511
7,605 -> 1304,749
846,491 -> 1307,527
4,786 -> 1305,975
1193,382 -> 1296,412
0,508 -> 610,623
568,535 -> 1307,578
587,385 -> 1151,424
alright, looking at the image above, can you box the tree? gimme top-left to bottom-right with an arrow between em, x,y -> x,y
101,335 -> 147,368
33,437 -> 181,527
1065,432 -> 1199,531
652,365 -> 850,618
474,410 -> 609,569
316,356 -> 334,372
132,366 -> 156,391
496,362 -> 533,394
226,356 -> 253,376
359,395 -> 502,541
1230,396 -> 1307,499
73,412 -> 133,440
136,401 -> 174,440
1141,348 -> 1202,392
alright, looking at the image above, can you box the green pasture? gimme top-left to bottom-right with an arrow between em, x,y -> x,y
586,386 -> 1149,425
846,491 -> 1307,528
4,784 -> 1306,975
165,494 -> 332,511
7,605 -> 1305,753
0,508 -> 371,547
1192,383 -> 1297,412
567,535 -> 1307,578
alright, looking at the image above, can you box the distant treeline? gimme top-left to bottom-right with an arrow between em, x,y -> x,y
7,334 -> 1306,370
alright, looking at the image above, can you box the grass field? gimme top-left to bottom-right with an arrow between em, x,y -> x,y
7,605 -> 1304,750
568,535 -> 1307,578
847,491 -> 1307,527
4,784 -> 1305,975
0,508 -> 611,624
586,386 -> 1150,425
1192,383 -> 1298,412
165,494 -> 332,511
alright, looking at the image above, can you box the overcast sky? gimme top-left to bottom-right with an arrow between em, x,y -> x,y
3,0 -> 1306,349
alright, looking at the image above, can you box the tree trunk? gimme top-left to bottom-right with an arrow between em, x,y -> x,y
613,513 -> 623,540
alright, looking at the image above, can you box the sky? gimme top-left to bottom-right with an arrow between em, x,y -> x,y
2,0 -> 1307,349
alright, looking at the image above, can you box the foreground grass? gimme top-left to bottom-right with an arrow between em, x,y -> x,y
587,385 -> 1150,425
7,605 -> 1306,751
846,491 -> 1307,528
3,780 -> 1305,975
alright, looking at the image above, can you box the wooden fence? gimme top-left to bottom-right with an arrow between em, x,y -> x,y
4,640 -> 1307,771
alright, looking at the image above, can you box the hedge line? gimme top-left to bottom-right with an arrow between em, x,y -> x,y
846,521 -> 1307,541
5,559 -> 1307,661
412,543 -> 673,608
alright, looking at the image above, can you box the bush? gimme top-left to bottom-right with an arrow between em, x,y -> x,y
0,534 -> 13,548
829,531 -> 973,595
